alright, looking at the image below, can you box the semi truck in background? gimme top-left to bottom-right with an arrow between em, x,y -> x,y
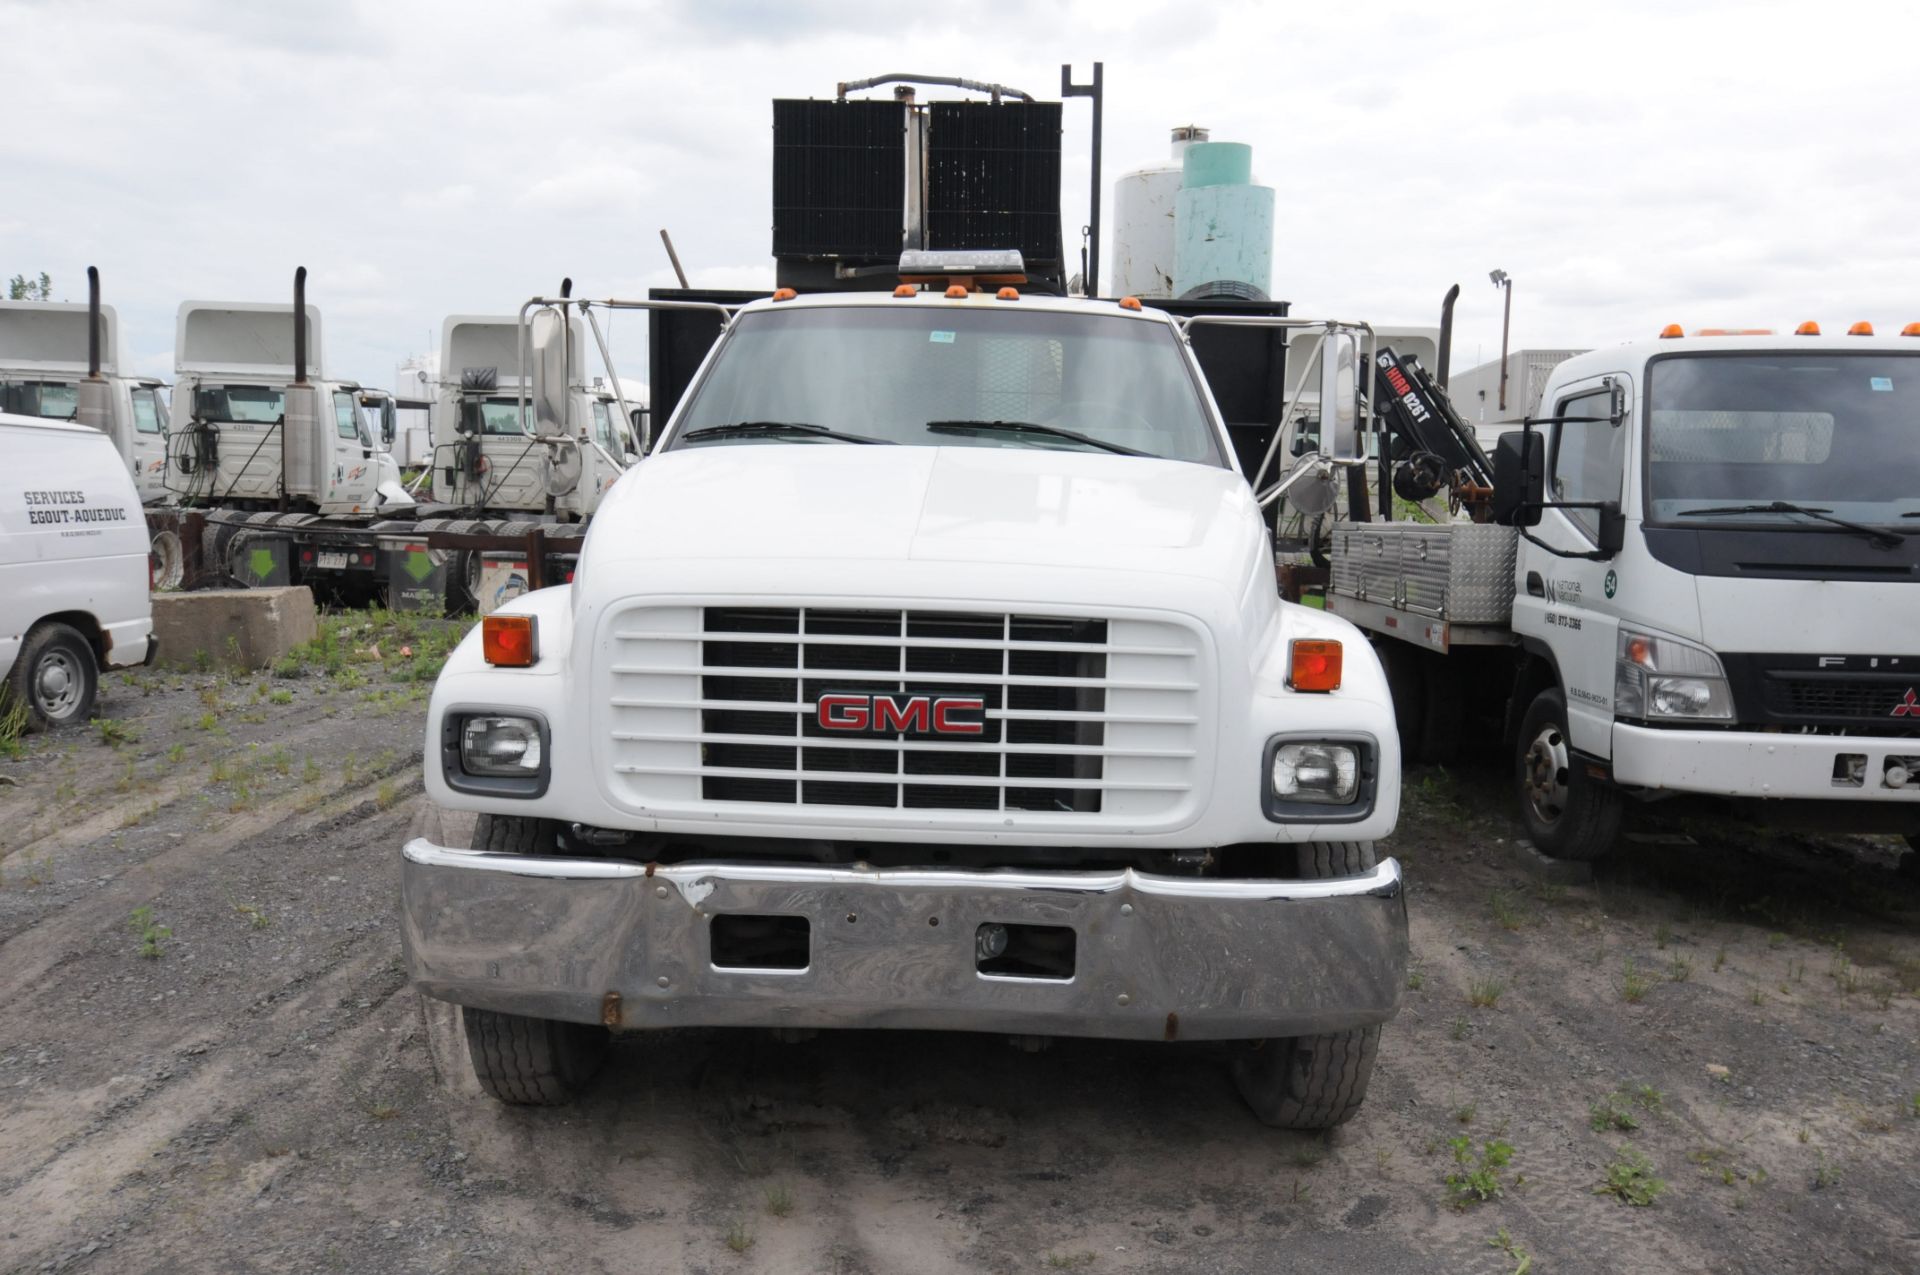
1325,322 -> 1920,870
429,312 -> 639,519
0,276 -> 188,583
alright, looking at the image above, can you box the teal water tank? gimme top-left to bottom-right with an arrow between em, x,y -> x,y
1173,141 -> 1274,299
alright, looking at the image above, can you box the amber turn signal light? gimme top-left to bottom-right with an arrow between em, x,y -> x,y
1288,639 -> 1342,693
482,614 -> 538,667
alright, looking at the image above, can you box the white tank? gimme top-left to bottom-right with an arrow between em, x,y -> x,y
1110,126 -> 1208,299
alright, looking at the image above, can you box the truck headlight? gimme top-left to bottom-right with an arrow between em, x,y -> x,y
1613,629 -> 1733,722
442,709 -> 551,797
1272,742 -> 1360,804
1263,736 -> 1377,823
462,715 -> 543,775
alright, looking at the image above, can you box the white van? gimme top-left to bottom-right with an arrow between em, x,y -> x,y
1,410 -> 154,729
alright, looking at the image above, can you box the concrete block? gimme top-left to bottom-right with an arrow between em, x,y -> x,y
151,586 -> 319,671
1498,836 -> 1594,885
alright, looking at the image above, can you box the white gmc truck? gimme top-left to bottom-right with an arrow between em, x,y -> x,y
403,280 -> 1408,1127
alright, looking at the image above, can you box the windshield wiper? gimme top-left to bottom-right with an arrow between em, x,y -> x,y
680,420 -> 896,446
1677,501 -> 1908,548
924,418 -> 1149,457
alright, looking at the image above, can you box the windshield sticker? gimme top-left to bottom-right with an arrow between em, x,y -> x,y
1870,377 -> 1893,391
929,331 -> 956,345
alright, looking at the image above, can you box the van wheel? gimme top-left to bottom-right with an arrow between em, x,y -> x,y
1232,840 -> 1383,1129
1515,688 -> 1622,860
7,622 -> 99,731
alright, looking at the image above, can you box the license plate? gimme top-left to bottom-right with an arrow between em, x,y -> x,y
316,551 -> 350,570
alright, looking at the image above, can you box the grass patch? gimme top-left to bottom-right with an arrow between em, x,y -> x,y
1467,977 -> 1505,1009
1621,958 -> 1654,1003
763,1183 -> 794,1218
1489,889 -> 1530,932
1444,1137 -> 1515,1209
129,905 -> 172,958
723,1221 -> 754,1254
1594,1147 -> 1665,1206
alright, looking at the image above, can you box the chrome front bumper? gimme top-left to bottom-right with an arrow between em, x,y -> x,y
401,840 -> 1408,1042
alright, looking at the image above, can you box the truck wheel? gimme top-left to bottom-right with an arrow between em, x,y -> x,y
462,1006 -> 607,1106
459,813 -> 607,1105
6,622 -> 99,731
1515,688 -> 1622,860
1233,840 -> 1382,1129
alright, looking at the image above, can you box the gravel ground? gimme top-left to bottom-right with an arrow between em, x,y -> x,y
2,628 -> 1917,1274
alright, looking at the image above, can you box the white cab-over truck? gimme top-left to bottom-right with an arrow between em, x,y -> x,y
403,278 -> 1409,1127
1329,327 -> 1920,865
429,313 -> 637,519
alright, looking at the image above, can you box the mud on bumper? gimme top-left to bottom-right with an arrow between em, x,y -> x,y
402,840 -> 1408,1043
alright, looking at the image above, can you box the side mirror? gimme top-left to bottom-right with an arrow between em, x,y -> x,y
1318,331 -> 1361,460
1492,430 -> 1544,527
527,308 -> 569,437
380,399 -> 396,447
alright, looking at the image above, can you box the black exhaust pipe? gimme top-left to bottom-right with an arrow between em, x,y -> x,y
559,277 -> 572,299
1436,283 -> 1460,388
292,266 -> 308,385
87,266 -> 102,378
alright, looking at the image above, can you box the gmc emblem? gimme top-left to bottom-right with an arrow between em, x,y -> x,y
816,692 -> 986,737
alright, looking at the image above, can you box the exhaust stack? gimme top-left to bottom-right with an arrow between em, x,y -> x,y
74,266 -> 113,435
292,265 -> 309,385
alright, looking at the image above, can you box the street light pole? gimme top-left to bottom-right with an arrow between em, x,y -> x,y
1490,269 -> 1513,413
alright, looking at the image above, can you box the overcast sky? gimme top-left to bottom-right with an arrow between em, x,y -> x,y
6,0 -> 1919,395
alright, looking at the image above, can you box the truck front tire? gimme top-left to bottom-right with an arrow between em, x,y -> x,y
460,813 -> 608,1105
1233,840 -> 1383,1129
6,622 -> 99,732
462,1007 -> 608,1106
1515,688 -> 1623,860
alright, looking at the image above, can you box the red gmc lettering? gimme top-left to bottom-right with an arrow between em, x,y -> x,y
817,694 -> 871,730
932,696 -> 985,735
873,697 -> 932,733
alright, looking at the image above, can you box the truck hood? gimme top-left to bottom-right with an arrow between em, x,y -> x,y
590,445 -> 1266,583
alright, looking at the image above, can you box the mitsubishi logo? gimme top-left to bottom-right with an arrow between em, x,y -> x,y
1895,688 -> 1920,718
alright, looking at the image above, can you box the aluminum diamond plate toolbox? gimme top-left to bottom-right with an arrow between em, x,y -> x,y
1329,523 -> 1519,623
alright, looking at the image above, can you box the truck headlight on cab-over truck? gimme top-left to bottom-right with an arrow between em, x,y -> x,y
1613,628 -> 1734,722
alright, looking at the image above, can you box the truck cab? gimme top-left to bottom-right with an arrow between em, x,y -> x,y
402,281 -> 1409,1127
1505,328 -> 1920,854
429,315 -> 634,520
0,299 -> 171,504
172,299 -> 409,517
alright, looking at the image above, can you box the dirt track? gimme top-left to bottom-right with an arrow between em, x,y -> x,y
3,626 -> 1917,1274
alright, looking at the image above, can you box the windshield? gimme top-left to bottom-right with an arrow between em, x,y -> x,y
1647,353 -> 1920,525
194,384 -> 286,424
668,306 -> 1224,465
1,379 -> 78,419
473,397 -> 530,436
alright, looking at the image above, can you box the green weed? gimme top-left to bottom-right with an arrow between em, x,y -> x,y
1594,1147 -> 1664,1206
763,1184 -> 795,1218
129,905 -> 172,958
1467,977 -> 1505,1009
1444,1137 -> 1515,1208
1622,958 -> 1654,1003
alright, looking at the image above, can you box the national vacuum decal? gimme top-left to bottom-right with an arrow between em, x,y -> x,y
22,488 -> 130,531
